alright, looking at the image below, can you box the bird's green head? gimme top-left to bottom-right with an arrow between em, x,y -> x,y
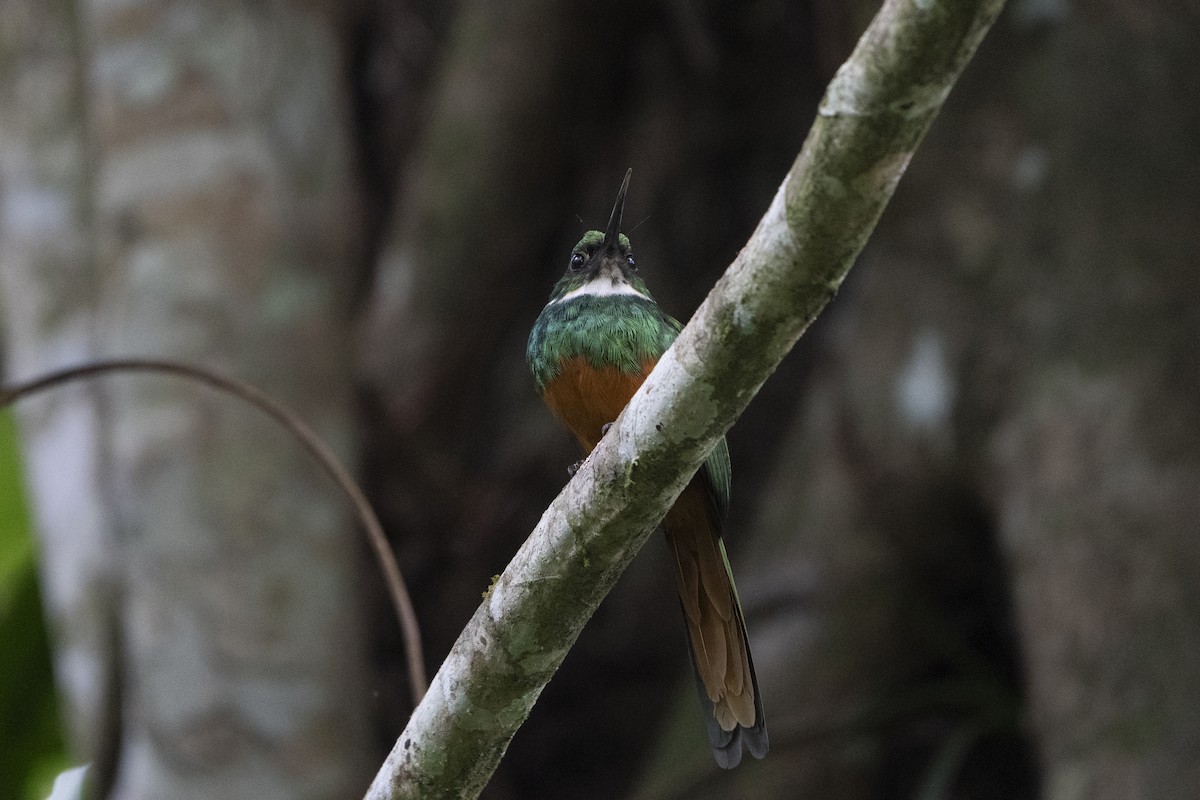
548,169 -> 652,303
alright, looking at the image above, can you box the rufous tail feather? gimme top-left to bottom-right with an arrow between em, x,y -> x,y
664,483 -> 767,767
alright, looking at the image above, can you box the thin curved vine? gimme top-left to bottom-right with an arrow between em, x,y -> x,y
0,358 -> 428,704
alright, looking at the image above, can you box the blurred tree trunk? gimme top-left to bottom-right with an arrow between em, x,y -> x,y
0,2 -> 374,798
839,1 -> 1200,795
957,3 -> 1200,796
0,0 -> 113,767
629,1 -> 1197,799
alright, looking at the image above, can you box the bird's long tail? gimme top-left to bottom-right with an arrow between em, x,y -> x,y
663,482 -> 768,769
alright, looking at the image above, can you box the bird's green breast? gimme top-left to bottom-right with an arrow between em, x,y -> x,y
526,294 -> 681,391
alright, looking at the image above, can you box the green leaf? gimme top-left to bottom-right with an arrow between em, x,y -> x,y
0,411 -> 69,800
0,411 -> 34,612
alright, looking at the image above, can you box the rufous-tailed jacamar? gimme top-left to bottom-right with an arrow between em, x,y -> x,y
526,170 -> 768,768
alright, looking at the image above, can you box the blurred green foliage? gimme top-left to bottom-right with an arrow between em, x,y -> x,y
0,411 -> 69,799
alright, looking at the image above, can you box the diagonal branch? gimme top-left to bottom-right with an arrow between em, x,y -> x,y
365,0 -> 1007,797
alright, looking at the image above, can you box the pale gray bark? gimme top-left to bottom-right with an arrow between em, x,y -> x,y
0,0 -> 115,763
364,1 -> 1007,797
1,2 -> 373,798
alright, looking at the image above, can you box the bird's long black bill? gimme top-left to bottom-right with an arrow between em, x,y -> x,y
603,168 -> 632,250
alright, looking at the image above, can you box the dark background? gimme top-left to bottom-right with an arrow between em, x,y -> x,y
1,1 -> 1197,798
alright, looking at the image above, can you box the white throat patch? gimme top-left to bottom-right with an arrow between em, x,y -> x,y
552,275 -> 644,304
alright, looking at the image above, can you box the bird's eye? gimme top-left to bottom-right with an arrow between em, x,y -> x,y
569,252 -> 585,270
626,255 -> 637,271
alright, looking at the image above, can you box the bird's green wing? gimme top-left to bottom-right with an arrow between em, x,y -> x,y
702,437 -> 732,526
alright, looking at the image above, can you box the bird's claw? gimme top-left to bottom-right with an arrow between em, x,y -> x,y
568,423 -> 615,478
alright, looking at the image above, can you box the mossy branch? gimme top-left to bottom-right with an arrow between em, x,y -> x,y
364,1 -> 1007,797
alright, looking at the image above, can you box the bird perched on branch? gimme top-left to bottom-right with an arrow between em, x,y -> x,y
526,170 -> 768,768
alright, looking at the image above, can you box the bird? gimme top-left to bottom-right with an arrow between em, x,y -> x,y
526,169 -> 768,768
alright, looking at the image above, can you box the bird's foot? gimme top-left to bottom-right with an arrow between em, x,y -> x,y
568,423 -> 616,478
